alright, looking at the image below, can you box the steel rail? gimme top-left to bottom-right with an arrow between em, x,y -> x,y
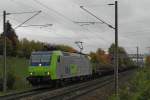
21,70 -> 133,100
0,86 -> 51,100
19,75 -> 114,100
0,70 -> 135,100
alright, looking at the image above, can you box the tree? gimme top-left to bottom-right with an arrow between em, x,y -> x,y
89,48 -> 111,65
0,21 -> 19,56
44,44 -> 77,53
89,48 -> 113,71
0,37 -> 13,56
89,52 -> 98,63
145,56 -> 150,66
108,43 -> 135,68
17,38 -> 45,58
96,48 -> 111,64
5,21 -> 19,46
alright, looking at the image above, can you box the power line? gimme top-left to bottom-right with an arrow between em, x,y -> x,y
14,10 -> 41,29
5,14 -> 110,45
80,6 -> 115,29
20,24 -> 53,28
32,0 -> 112,43
7,10 -> 41,15
5,10 -> 42,29
81,26 -> 111,43
8,0 -> 150,40
33,0 -> 73,22
81,4 -> 110,8
5,12 -> 89,42
33,0 -> 92,39
74,21 -> 103,24
121,30 -> 150,36
33,0 -> 101,40
9,0 -> 112,47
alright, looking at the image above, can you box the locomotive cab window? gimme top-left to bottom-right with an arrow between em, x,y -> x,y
30,52 -> 51,66
58,56 -> 61,62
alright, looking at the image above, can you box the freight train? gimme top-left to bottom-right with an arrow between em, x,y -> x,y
26,50 -> 136,86
27,51 -> 93,86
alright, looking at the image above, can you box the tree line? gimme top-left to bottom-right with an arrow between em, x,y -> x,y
89,44 -> 136,69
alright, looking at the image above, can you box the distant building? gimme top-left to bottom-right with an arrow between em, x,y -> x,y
128,54 -> 146,67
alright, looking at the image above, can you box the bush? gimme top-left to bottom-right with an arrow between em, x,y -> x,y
0,78 -> 3,91
7,72 -> 15,89
109,67 -> 150,100
0,72 -> 16,91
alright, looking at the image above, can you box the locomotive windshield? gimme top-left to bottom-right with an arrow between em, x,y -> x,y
30,52 -> 51,66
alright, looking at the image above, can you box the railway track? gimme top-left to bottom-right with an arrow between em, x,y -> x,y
0,74 -> 113,100
21,75 -> 114,100
0,70 -> 134,100
44,77 -> 113,100
21,70 -> 132,100
0,86 -> 52,100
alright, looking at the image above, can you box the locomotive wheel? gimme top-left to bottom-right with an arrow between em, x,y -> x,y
31,81 -> 39,86
52,80 -> 57,87
59,79 -> 65,87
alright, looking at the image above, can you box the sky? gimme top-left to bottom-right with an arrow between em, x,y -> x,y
0,0 -> 150,54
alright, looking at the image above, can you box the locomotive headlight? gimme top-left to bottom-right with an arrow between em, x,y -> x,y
47,72 -> 50,75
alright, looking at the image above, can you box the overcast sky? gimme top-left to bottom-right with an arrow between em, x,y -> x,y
0,0 -> 150,54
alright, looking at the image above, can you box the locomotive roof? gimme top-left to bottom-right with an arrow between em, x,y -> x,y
32,51 -> 52,55
31,51 -> 86,57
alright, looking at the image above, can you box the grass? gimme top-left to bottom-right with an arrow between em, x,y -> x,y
109,66 -> 150,100
0,56 -> 31,94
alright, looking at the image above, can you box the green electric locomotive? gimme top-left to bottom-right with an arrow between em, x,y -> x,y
27,51 -> 92,85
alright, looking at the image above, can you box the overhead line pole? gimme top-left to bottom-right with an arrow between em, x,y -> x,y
136,46 -> 139,67
108,1 -> 119,96
114,1 -> 119,97
80,1 -> 119,97
2,10 -> 42,92
3,10 -> 7,92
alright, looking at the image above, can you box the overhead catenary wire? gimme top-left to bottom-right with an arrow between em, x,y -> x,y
0,1 -> 143,44
33,0 -> 74,22
6,0 -> 150,39
3,8 -> 87,41
14,10 -> 41,29
32,0 -> 89,36
4,12 -> 108,43
80,6 -> 115,29
1,0 -> 148,54
11,9 -> 150,40
20,24 -> 53,28
7,10 -> 42,15
8,1 -> 150,55
32,0 -> 110,42
33,0 -> 93,40
121,30 -> 150,37
18,0 -> 112,43
9,0 -> 113,47
77,3 -> 150,40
